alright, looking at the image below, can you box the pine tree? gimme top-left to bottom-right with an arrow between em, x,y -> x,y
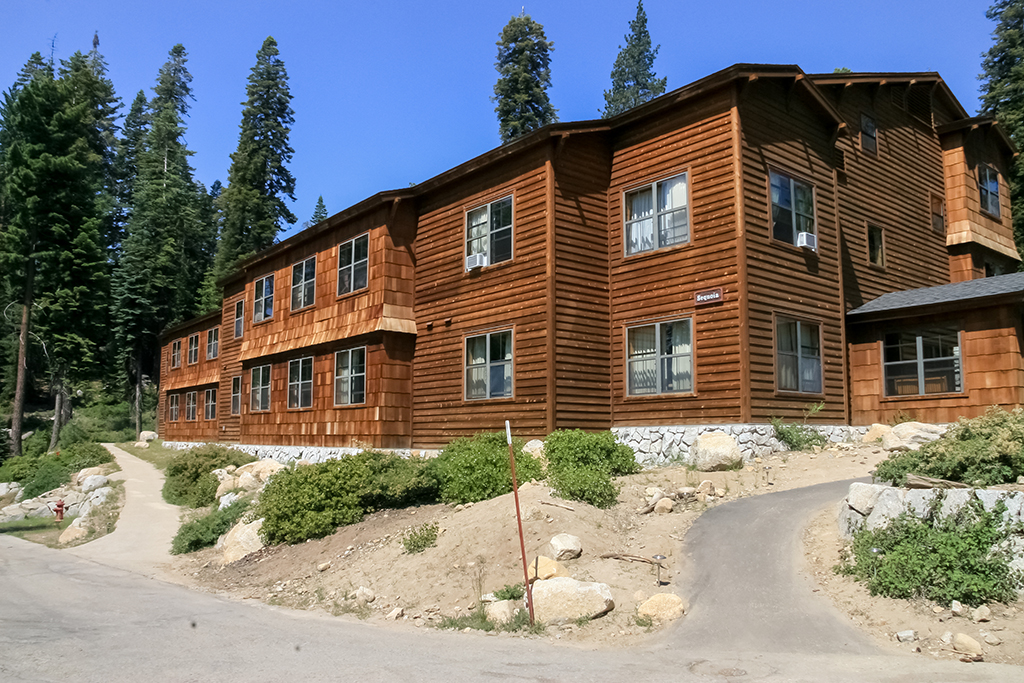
112,90 -> 149,258
980,0 -> 1024,260
602,1 -> 666,118
311,195 -> 327,224
492,14 -> 558,143
213,36 -> 296,282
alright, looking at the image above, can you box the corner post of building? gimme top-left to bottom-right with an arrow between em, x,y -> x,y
545,139 -> 559,435
731,83 -> 752,424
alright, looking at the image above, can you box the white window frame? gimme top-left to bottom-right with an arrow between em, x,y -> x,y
185,391 -> 197,421
288,357 -> 314,409
204,388 -> 217,420
465,196 -> 513,268
623,171 -> 690,256
775,317 -> 822,394
234,299 -> 244,339
168,394 -> 179,421
338,234 -> 370,296
170,340 -> 181,368
231,376 -> 242,416
291,256 -> 316,311
250,365 -> 272,412
770,169 -> 816,246
626,318 -> 694,396
206,327 -> 219,360
860,114 -> 877,155
187,334 -> 199,365
253,274 -> 274,323
465,330 -> 513,400
979,164 -> 1000,218
883,329 -> 962,397
334,347 -> 366,406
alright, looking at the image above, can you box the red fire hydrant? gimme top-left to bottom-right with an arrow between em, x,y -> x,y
53,499 -> 65,523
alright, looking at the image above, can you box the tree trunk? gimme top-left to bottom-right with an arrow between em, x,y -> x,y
134,352 -> 142,440
10,261 -> 35,459
48,375 -> 63,452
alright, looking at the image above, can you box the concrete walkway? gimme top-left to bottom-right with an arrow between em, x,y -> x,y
669,478 -> 877,655
65,443 -> 181,580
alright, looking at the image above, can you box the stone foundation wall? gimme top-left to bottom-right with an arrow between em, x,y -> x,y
612,424 -> 869,467
161,442 -> 439,464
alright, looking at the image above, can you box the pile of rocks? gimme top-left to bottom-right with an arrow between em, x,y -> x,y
211,458 -> 291,565
0,466 -> 116,545
860,422 -> 947,451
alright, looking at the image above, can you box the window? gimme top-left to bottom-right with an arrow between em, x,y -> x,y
171,340 -> 181,368
291,256 -> 316,311
234,300 -> 244,339
338,234 -> 369,295
187,334 -> 199,365
206,328 -> 219,360
770,170 -> 815,245
231,376 -> 242,416
204,388 -> 217,420
776,318 -> 822,393
884,329 -> 961,396
624,172 -> 689,255
334,348 -> 366,406
185,391 -> 197,421
979,165 -> 1000,218
288,357 -> 313,409
930,193 -> 946,234
254,274 -> 274,322
465,330 -> 512,399
466,196 -> 512,267
860,114 -> 877,154
985,261 -> 1007,278
168,394 -> 179,421
251,365 -> 271,412
867,225 -> 884,267
626,319 -> 693,395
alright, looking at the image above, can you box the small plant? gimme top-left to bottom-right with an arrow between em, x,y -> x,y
544,429 -> 640,508
633,612 -> 653,629
888,409 -> 916,426
493,582 -> 525,601
770,402 -> 828,451
836,497 -> 1021,606
401,521 -> 439,554
573,615 -> 592,627
171,499 -> 250,554
428,432 -> 541,504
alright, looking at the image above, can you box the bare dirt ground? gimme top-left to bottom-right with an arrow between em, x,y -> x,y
168,441 -> 1006,651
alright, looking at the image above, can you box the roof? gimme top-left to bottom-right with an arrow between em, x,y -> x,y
160,308 -> 221,340
936,116 -> 1018,156
848,272 -> 1024,320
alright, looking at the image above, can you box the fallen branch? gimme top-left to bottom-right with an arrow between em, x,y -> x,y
905,474 -> 971,490
539,500 -> 575,511
600,552 -> 659,565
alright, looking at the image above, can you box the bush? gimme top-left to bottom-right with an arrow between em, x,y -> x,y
875,407 -> 1024,486
837,497 -> 1020,606
17,442 -> 115,498
494,583 -> 525,601
544,430 -> 639,508
162,445 -> 254,507
770,402 -> 828,451
0,454 -> 37,483
171,499 -> 250,554
402,521 -> 439,554
254,451 -> 438,545
428,432 -> 542,504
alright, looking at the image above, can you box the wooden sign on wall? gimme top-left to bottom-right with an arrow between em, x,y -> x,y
694,288 -> 723,306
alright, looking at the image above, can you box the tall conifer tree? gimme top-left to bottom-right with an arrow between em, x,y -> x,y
492,14 -> 558,143
311,195 -> 327,224
213,36 -> 296,282
602,1 -> 666,118
980,0 -> 1024,260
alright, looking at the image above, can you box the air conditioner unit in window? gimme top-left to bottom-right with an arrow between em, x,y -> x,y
465,253 -> 488,270
796,231 -> 817,251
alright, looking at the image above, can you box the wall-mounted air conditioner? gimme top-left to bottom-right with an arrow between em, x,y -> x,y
796,232 -> 817,251
466,253 -> 488,270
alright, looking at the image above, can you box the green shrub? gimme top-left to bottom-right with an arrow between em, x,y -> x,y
402,521 -> 439,554
356,451 -> 437,511
17,442 -> 115,498
494,583 -> 525,601
162,445 -> 254,507
770,402 -> 828,451
836,497 -> 1021,607
171,499 -> 250,554
0,454 -> 37,483
875,407 -> 1024,486
428,432 -> 541,504
544,429 -> 639,508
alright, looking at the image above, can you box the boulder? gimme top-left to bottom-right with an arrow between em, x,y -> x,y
862,424 -> 892,443
654,498 -> 674,514
972,605 -> 992,623
219,517 -> 265,565
72,467 -> 105,486
550,534 -> 582,561
484,600 -> 518,625
0,482 -> 18,496
696,480 -> 715,495
837,503 -> 866,540
80,475 -> 109,494
351,586 -> 375,604
846,482 -> 883,516
637,593 -> 686,621
1,504 -> 26,522
522,439 -> 545,460
952,633 -> 984,656
133,441 -> 149,449
531,577 -> 614,622
939,489 -> 974,520
880,431 -> 907,452
139,430 -> 158,442
527,556 -> 571,582
951,600 -> 967,617
690,432 -> 743,471
895,629 -> 917,643
236,459 -> 284,483
88,487 -> 113,505
59,523 -> 88,545
218,492 -> 239,510
215,477 -> 238,499
27,503 -> 54,518
865,488 -> 905,531
904,489 -> 938,520
890,422 -> 945,450
237,472 -> 261,491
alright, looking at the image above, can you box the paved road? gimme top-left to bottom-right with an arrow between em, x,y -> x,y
2,458 -> 1021,682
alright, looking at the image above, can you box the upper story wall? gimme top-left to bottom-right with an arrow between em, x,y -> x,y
161,311 -> 222,392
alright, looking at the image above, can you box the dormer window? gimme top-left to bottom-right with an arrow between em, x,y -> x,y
979,164 -> 1000,218
860,114 -> 877,155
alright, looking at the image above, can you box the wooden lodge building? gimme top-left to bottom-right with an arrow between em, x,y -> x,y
157,63 -> 1024,458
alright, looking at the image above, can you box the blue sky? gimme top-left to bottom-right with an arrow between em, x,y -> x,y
4,0 -> 999,240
